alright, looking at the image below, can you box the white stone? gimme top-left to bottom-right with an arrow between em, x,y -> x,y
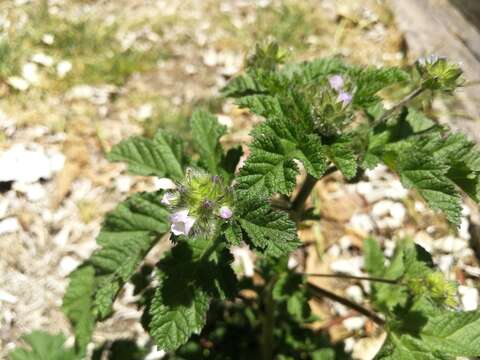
7,76 -> 30,91
42,33 -> 55,45
349,213 -> 374,234
458,285 -> 479,311
0,144 -> 65,183
330,256 -> 364,276
136,103 -> 153,120
145,346 -> 166,360
346,285 -> 364,303
115,175 -> 132,193
153,177 -> 176,190
352,333 -> 387,360
343,316 -> 366,331
13,182 -> 46,202
59,256 -> 81,277
22,62 -> 40,85
0,198 -> 8,218
0,217 -> 20,235
434,235 -> 468,253
217,114 -> 233,128
203,48 -> 218,66
0,290 -> 17,304
56,60 -> 72,78
31,53 -> 54,67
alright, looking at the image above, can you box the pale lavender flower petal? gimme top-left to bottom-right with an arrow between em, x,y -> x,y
219,206 -> 233,219
161,192 -> 176,205
170,209 -> 196,236
328,75 -> 344,91
337,91 -> 352,105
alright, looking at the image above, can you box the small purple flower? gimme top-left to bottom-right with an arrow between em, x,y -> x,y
328,75 -> 344,91
161,192 -> 176,205
337,91 -> 352,106
219,206 -> 233,219
170,209 -> 196,236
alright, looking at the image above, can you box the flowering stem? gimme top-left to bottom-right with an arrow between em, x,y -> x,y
374,85 -> 426,125
302,272 -> 400,285
307,282 -> 385,326
200,232 -> 224,262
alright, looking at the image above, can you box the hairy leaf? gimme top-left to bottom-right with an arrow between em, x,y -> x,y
62,266 -> 96,356
107,130 -> 184,180
190,110 -> 226,175
237,194 -> 300,257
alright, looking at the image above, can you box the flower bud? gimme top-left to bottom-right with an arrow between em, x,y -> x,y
164,168 -> 234,237
416,55 -> 463,91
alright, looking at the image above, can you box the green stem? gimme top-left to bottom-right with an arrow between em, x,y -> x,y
374,85 -> 426,125
290,166 -> 337,216
261,276 -> 277,360
302,272 -> 400,285
307,282 -> 385,326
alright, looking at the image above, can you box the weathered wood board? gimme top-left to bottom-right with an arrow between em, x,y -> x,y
388,0 -> 480,141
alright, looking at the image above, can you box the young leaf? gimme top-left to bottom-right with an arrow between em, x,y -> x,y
236,193 -> 300,257
9,331 -> 77,360
107,130 -> 184,180
235,95 -> 327,195
190,110 -> 226,175
62,265 -> 96,356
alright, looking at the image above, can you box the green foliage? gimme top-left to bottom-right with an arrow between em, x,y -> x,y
9,331 -> 77,360
107,130 -> 185,180
236,193 -> 300,257
62,265 -> 96,357
54,43 -> 480,358
191,110 -> 227,176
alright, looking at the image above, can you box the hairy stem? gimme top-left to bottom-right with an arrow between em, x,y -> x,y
307,282 -> 385,326
374,85 -> 426,125
302,272 -> 400,285
261,276 -> 277,360
290,166 -> 337,215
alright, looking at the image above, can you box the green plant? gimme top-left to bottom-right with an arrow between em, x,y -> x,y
12,43 -> 480,359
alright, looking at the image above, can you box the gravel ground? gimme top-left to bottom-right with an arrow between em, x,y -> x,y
0,0 -> 478,359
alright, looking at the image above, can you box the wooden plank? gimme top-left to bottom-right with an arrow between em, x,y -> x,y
387,0 -> 480,140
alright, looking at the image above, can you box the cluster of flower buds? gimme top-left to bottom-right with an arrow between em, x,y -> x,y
161,168 -> 234,237
416,55 -> 463,91
311,74 -> 354,136
408,272 -> 458,308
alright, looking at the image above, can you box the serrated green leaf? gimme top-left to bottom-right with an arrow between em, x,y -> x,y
91,191 -> 170,319
9,331 -> 77,360
190,110 -> 226,175
363,238 -> 385,277
347,66 -> 409,107
396,150 -> 462,225
107,130 -> 184,180
148,284 -> 210,352
62,266 -> 96,356
376,309 -> 480,359
235,94 -> 327,195
237,194 -> 300,257
327,135 -> 358,179
224,221 -> 243,246
147,236 -> 236,351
